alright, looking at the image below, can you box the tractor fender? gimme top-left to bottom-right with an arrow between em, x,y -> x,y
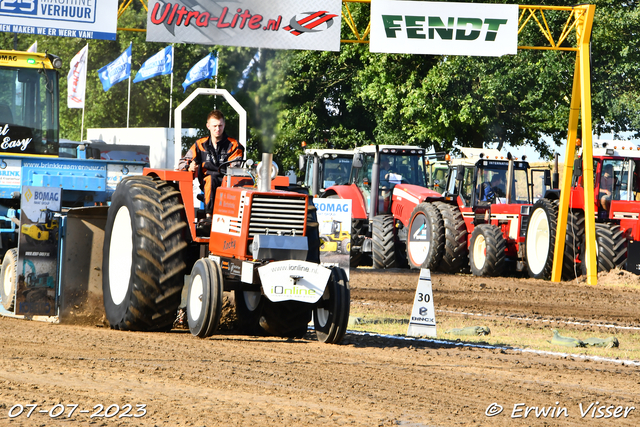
392,184 -> 444,226
323,184 -> 368,220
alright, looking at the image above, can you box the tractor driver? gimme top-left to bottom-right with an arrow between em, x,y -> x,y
179,110 -> 244,225
599,164 -> 616,211
379,156 -> 395,184
480,173 -> 506,202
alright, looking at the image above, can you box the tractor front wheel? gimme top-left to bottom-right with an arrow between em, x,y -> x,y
406,202 -> 444,270
469,224 -> 506,277
187,258 -> 223,338
314,266 -> 350,344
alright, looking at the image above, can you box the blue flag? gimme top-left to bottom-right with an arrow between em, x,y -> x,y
133,46 -> 173,83
182,52 -> 217,92
98,45 -> 132,92
233,50 -> 261,94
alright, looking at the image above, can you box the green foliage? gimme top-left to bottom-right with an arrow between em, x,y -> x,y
1,0 -> 638,169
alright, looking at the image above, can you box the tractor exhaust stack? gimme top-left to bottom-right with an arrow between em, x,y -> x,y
258,152 -> 273,192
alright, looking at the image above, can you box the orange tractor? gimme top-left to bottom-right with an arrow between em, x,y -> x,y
100,90 -> 349,344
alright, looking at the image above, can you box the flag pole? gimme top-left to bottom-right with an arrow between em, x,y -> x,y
80,43 -> 88,140
127,42 -> 132,128
214,51 -> 219,109
127,75 -> 131,128
169,72 -> 174,128
169,44 -> 174,128
81,107 -> 85,141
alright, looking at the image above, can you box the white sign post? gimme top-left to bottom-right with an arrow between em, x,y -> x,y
407,268 -> 437,337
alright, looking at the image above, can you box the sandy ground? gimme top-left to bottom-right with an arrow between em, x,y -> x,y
1,268 -> 640,426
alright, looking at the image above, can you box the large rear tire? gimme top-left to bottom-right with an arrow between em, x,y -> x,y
437,204 -> 468,274
469,224 -> 506,277
581,223 -> 627,274
406,202 -> 444,270
349,219 -> 367,267
187,258 -> 223,338
314,266 -> 350,344
102,176 -> 188,331
525,199 -> 556,279
0,248 -> 18,311
372,214 -> 397,269
525,200 -> 583,280
564,210 -> 585,280
305,198 -> 321,264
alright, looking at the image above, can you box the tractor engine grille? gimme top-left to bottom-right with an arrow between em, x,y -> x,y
248,195 -> 307,237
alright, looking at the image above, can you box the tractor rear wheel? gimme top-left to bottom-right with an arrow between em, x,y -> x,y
469,224 -> 506,277
102,176 -> 188,331
187,258 -> 223,338
305,198 -> 321,264
563,210 -> 585,280
349,219 -> 367,267
406,202 -> 444,270
0,248 -> 18,311
314,266 -> 350,344
525,199 -> 557,279
437,204 -> 468,274
372,214 -> 397,269
581,223 -> 627,274
525,200 -> 584,280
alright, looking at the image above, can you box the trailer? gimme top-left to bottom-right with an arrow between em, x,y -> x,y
0,50 -> 148,322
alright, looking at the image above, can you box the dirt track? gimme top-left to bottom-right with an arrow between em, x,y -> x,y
1,268 -> 639,426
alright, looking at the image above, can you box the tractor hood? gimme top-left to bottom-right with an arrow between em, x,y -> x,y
394,184 -> 443,202
392,184 -> 444,226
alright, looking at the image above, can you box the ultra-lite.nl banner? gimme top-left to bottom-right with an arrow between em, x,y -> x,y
370,0 -> 518,57
146,0 -> 342,52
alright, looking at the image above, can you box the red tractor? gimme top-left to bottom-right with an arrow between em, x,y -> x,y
323,145 -> 442,269
405,148 -> 555,277
525,140 -> 636,279
100,153 -> 350,344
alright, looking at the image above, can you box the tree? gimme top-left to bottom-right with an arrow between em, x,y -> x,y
269,0 -> 640,167
2,0 -> 639,170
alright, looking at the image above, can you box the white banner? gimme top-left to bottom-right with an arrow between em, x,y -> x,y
258,260 -> 331,303
147,0 -> 342,51
67,44 -> 88,109
370,0 -> 518,57
313,198 -> 352,278
0,0 -> 117,40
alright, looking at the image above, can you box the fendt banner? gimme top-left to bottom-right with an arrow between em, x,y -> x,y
0,0 -> 117,40
370,0 -> 518,57
146,0 -> 342,51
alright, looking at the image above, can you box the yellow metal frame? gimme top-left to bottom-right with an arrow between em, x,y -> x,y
118,0 -> 148,33
117,1 -> 598,283
338,2 -> 599,284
